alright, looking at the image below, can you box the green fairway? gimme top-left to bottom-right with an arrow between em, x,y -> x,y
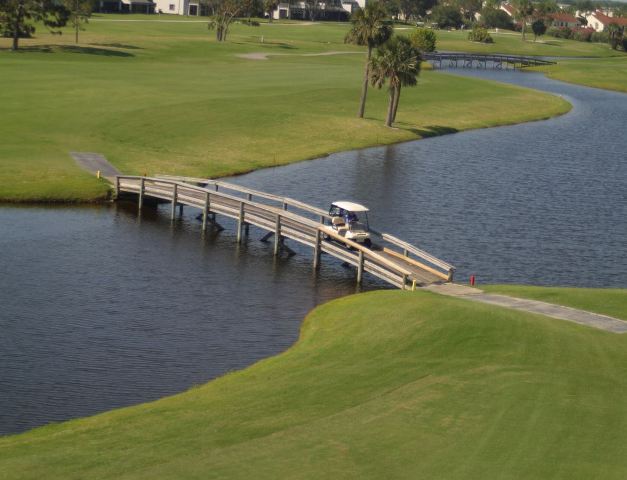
426,28 -> 626,58
0,15 -> 570,202
484,285 -> 627,321
533,56 -> 627,93
2,289 -> 627,479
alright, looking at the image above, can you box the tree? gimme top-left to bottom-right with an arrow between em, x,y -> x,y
606,22 -> 624,50
0,0 -> 68,51
511,0 -> 534,40
62,0 -> 91,44
207,0 -> 243,42
409,27 -> 436,52
263,0 -> 279,22
369,36 -> 421,127
429,4 -> 463,29
397,0 -> 437,22
345,2 -> 393,119
455,0 -> 483,23
479,7 -> 514,29
532,18 -> 547,41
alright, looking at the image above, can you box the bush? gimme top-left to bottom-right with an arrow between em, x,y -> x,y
547,26 -> 573,39
532,19 -> 547,39
590,31 -> 609,43
241,19 -> 260,26
572,28 -> 593,42
409,27 -> 437,52
430,5 -> 463,29
622,37 -> 627,51
479,7 -> 514,30
468,25 -> 494,43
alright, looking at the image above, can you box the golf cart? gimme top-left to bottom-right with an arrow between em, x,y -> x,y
328,201 -> 372,247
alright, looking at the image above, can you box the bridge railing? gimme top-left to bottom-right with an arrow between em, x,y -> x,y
116,176 -> 417,289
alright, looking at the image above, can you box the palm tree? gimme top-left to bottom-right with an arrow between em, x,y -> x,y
345,2 -> 393,119
512,0 -> 534,41
369,36 -> 421,128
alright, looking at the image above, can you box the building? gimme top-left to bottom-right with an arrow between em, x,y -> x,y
153,0 -> 200,15
98,0 -> 155,13
271,0 -> 351,21
499,3 -> 516,18
549,12 -> 581,28
585,10 -> 627,32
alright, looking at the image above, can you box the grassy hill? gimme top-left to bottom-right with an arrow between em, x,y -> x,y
2,289 -> 627,479
0,16 -> 570,202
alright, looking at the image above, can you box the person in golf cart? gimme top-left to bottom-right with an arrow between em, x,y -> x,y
328,201 -> 372,247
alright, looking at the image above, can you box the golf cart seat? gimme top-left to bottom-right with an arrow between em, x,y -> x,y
331,216 -> 345,227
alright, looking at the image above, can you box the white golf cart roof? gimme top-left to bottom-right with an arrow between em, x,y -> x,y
331,201 -> 369,213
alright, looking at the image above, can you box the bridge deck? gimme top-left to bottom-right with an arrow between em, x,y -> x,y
116,176 -> 455,290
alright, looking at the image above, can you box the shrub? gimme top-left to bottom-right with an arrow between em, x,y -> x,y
622,37 -> 627,51
547,26 -> 573,39
590,31 -> 608,43
430,5 -> 463,29
468,25 -> 494,43
479,7 -> 514,30
410,27 -> 437,52
572,28 -> 593,42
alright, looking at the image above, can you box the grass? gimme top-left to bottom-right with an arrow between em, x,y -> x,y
532,56 -> 627,92
2,289 -> 627,479
484,285 -> 627,321
0,15 -> 570,202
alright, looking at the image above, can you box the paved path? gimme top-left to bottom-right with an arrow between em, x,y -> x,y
70,152 -> 120,181
424,283 -> 627,334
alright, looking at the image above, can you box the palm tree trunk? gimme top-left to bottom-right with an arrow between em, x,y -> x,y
521,18 -> 526,41
12,5 -> 22,51
391,84 -> 401,123
385,87 -> 395,127
357,45 -> 372,119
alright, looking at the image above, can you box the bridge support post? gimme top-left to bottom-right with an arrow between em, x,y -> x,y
202,192 -> 209,232
138,178 -> 145,211
274,214 -> 281,256
115,176 -> 120,198
313,229 -> 322,270
237,202 -> 244,243
357,250 -> 364,284
401,274 -> 407,291
245,194 -> 252,234
170,184 -> 178,220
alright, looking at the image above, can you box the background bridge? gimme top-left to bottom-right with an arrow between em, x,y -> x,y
116,175 -> 455,290
423,52 -> 556,70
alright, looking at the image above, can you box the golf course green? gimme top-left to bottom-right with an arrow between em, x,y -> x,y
0,16 -> 572,202
1,288 -> 626,479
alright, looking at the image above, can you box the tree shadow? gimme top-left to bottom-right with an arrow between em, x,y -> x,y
11,45 -> 134,57
404,125 -> 459,138
90,42 -> 142,50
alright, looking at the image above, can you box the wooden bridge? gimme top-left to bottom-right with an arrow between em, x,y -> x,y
116,175 -> 455,290
423,52 -> 556,70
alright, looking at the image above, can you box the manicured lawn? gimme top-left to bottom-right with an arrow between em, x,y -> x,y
2,289 -> 627,479
484,285 -> 627,321
534,56 -> 627,93
0,16 -> 569,202
426,28 -> 626,58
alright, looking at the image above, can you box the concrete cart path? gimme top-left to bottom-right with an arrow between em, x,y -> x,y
424,283 -> 627,334
70,152 -> 120,181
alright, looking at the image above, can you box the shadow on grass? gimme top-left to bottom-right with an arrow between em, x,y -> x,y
405,125 -> 459,138
11,45 -> 134,57
90,42 -> 142,50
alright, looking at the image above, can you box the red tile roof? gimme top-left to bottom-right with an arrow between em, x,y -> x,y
590,11 -> 627,26
549,13 -> 580,23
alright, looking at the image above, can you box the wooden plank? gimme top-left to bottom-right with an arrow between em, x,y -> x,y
383,248 -> 450,281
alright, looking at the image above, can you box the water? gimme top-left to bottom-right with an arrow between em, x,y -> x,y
0,204 -> 378,436
2,70 -> 626,436
229,70 -> 627,287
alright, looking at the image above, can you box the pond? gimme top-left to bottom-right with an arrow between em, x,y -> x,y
2,70 -> 626,436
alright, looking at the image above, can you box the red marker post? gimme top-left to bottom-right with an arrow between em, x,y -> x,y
470,275 -> 476,287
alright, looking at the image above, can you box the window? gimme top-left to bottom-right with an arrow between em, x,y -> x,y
169,4 -> 175,10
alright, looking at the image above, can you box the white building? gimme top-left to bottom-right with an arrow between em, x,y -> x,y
153,0 -> 200,15
584,10 -> 627,32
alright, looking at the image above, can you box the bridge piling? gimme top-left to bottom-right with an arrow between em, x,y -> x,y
236,202 -> 245,243
170,184 -> 178,221
274,214 -> 281,256
313,230 -> 322,270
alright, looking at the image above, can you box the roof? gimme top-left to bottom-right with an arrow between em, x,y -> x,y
331,201 -> 369,212
549,13 -> 580,23
500,3 -> 516,16
589,11 -> 627,26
